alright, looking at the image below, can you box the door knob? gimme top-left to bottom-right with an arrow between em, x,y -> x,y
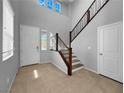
36,46 -> 39,50
99,53 -> 103,55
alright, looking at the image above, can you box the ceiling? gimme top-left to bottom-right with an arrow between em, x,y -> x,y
57,0 -> 75,4
10,0 -> 75,5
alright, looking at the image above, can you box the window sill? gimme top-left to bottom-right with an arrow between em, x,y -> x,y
3,53 -> 13,62
2,50 -> 14,62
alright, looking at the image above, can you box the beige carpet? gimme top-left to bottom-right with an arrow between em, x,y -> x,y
10,63 -> 123,93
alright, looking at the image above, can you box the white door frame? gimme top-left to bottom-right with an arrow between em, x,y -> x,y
20,24 -> 41,66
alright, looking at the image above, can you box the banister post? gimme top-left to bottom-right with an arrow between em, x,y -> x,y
56,33 -> 58,51
69,31 -> 72,48
68,32 -> 72,76
87,9 -> 90,23
68,47 -> 72,76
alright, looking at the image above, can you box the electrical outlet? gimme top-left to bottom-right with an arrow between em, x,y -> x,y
6,78 -> 9,84
88,46 -> 92,50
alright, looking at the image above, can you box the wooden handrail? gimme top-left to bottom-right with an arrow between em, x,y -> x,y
70,0 -> 109,43
55,33 -> 72,76
53,0 -> 109,76
71,0 -> 96,33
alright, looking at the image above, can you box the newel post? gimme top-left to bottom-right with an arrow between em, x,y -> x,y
87,9 -> 90,23
68,31 -> 72,76
68,47 -> 72,76
56,33 -> 58,51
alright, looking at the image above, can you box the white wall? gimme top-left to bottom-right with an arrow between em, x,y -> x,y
51,51 -> 67,74
18,0 -> 71,35
40,51 -> 53,63
0,0 -> 20,93
18,0 -> 71,63
69,0 -> 94,28
70,0 -> 123,71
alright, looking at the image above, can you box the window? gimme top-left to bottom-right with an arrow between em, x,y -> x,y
38,0 -> 45,6
3,0 -> 14,61
38,0 -> 62,13
41,33 -> 48,50
55,2 -> 61,13
47,0 -> 53,10
49,32 -> 56,50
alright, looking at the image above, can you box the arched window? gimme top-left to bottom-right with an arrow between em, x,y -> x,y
47,0 -> 53,10
55,2 -> 61,13
38,0 -> 45,6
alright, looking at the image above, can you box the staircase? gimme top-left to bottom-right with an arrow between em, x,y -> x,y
61,49 -> 83,73
53,0 -> 109,76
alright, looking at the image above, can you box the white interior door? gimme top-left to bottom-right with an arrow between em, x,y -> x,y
98,21 -> 123,82
20,25 -> 40,67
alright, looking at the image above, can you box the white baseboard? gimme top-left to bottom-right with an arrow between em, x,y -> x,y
39,61 -> 51,64
52,63 -> 67,74
84,67 -> 99,74
7,69 -> 18,93
72,66 -> 84,72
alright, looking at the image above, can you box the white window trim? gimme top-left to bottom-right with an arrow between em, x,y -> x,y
2,49 -> 14,61
3,0 -> 15,16
2,0 -> 15,61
